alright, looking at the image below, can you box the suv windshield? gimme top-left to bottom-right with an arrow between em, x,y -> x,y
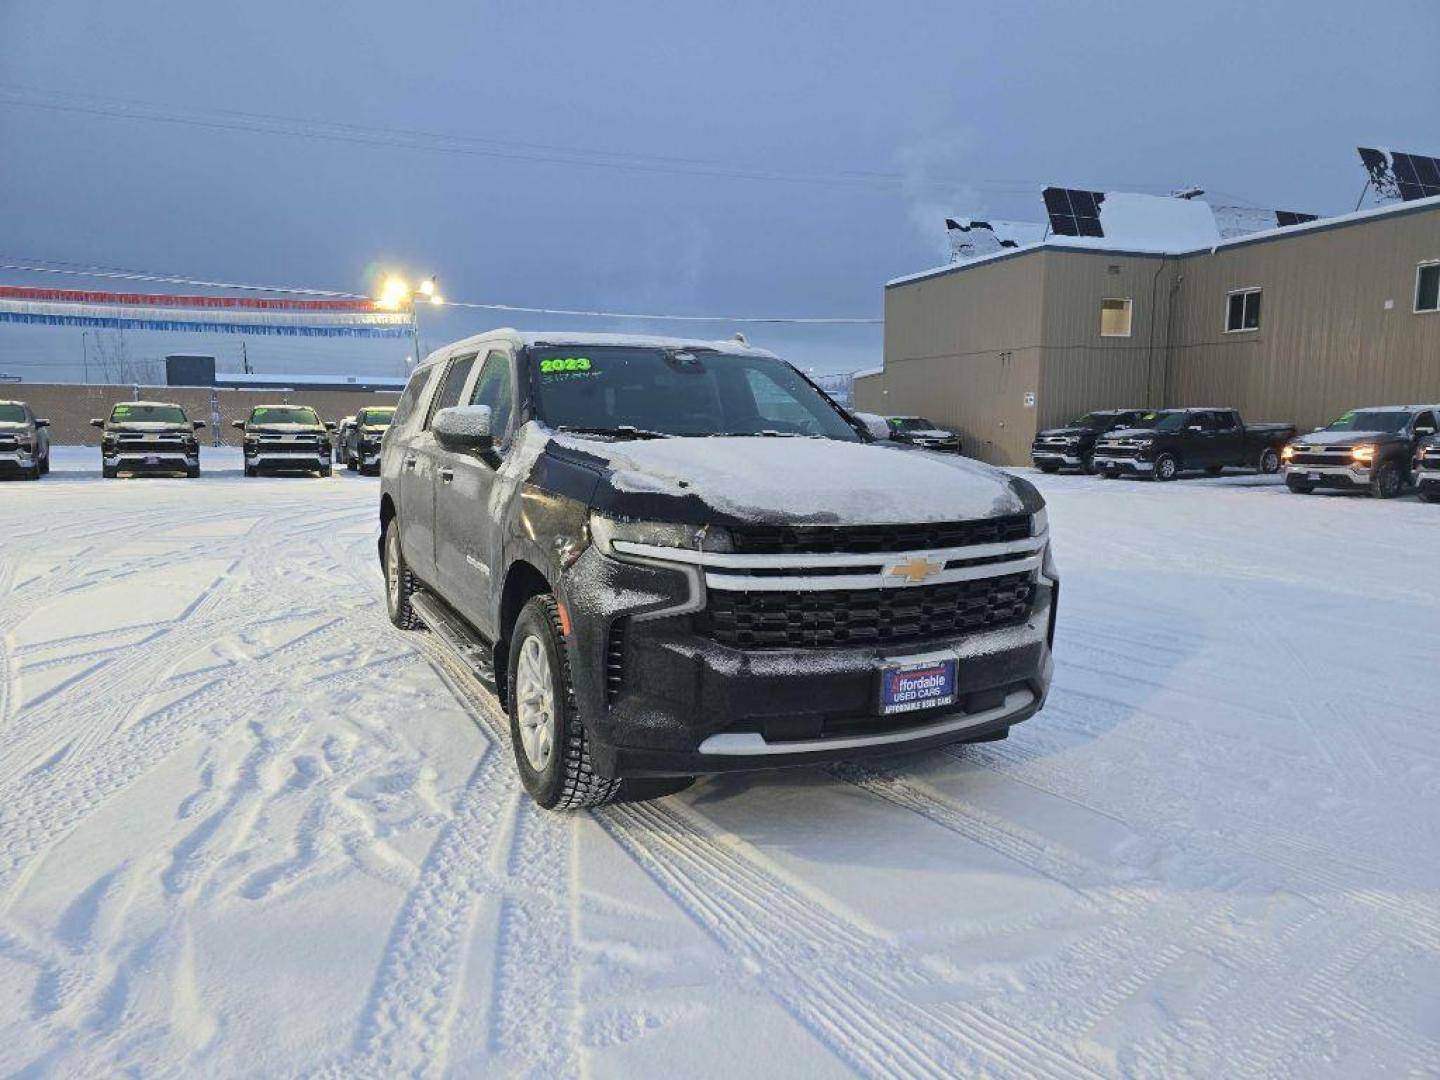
250,406 -> 320,426
1324,410 -> 1412,434
887,417 -> 935,432
111,404 -> 188,424
529,346 -> 860,440
358,408 -> 395,427
0,404 -> 28,423
1070,412 -> 1119,429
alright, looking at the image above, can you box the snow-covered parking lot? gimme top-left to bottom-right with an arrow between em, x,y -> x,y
1,448 -> 1438,1077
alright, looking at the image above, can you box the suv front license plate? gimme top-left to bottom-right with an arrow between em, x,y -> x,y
145,455 -> 160,465
879,654 -> 958,716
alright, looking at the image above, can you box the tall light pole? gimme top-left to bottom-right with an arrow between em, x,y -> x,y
377,274 -> 443,367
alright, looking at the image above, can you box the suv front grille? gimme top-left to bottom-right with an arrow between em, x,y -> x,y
698,572 -> 1034,649
727,514 -> 1030,555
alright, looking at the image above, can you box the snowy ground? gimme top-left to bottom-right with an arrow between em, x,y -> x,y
1,447 -> 1438,1078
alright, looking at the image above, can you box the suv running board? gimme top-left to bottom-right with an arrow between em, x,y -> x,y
410,590 -> 497,691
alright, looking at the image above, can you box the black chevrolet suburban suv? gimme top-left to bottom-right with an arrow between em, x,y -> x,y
379,331 -> 1057,809
0,400 -> 51,480
1092,409 -> 1296,480
91,401 -> 207,478
233,404 -> 335,477
1031,409 -> 1148,473
1283,405 -> 1440,498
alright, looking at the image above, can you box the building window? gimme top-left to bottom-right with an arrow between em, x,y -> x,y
1416,262 -> 1440,313
1226,288 -> 1262,332
1100,298 -> 1133,337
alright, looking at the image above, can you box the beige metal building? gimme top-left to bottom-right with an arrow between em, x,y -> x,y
860,196 -> 1440,464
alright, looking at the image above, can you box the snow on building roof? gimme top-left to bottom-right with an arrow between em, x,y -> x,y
890,192 -> 1440,288
851,366 -> 884,379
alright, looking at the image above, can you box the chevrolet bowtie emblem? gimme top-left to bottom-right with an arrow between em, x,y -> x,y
887,556 -> 944,583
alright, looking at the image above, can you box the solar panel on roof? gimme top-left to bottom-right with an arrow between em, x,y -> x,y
1042,187 -> 1106,237
1358,146 -> 1440,202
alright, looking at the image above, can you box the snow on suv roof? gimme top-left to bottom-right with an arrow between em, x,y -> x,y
420,329 -> 779,367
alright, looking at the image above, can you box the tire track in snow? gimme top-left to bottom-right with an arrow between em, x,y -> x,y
322,639 -> 579,1079
0,616 -> 352,904
596,797 -> 1105,1080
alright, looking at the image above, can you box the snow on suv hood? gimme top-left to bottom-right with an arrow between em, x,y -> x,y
562,435 -> 1031,524
247,423 -> 323,434
0,421 -> 29,432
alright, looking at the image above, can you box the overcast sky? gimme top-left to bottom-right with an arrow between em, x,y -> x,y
2,0 -> 1438,382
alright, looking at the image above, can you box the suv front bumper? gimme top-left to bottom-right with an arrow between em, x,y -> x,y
562,543 -> 1057,778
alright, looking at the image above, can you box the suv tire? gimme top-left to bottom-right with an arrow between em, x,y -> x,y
1419,487 -> 1440,504
508,595 -> 622,811
1286,476 -> 1314,495
1258,447 -> 1281,474
102,464 -> 118,479
1154,453 -> 1179,481
347,452 -> 358,472
1369,460 -> 1402,499
186,464 -> 201,479
244,464 -> 258,478
383,518 -> 422,630
1037,463 -> 1060,474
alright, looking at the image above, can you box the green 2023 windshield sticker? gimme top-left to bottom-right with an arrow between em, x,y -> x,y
539,356 -> 596,381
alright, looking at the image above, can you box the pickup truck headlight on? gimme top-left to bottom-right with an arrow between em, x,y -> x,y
1351,444 -> 1376,464
589,515 -> 734,556
1281,444 -> 1295,460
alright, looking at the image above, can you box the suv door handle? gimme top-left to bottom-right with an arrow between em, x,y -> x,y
439,467 -> 454,483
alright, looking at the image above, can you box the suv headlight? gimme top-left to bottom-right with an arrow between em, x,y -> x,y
1351,444 -> 1375,464
589,515 -> 733,556
1030,507 -> 1049,538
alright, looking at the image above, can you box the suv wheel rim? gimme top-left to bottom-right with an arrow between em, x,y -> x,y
1261,450 -> 1278,472
1159,457 -> 1175,479
386,527 -> 401,611
515,635 -> 556,770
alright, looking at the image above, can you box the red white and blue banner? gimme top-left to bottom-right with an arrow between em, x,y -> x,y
0,285 -> 411,338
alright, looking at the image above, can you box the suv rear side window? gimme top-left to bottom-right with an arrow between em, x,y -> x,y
426,354 -> 479,427
469,350 -> 515,446
393,367 -> 438,428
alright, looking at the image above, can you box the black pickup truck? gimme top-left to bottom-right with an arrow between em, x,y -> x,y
0,400 -> 51,480
91,401 -> 207,478
1092,408 -> 1296,481
378,331 -> 1057,810
1283,405 -> 1440,498
1031,409 -> 1149,473
233,404 -> 335,477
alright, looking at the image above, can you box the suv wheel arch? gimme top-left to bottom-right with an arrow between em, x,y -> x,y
496,560 -> 553,708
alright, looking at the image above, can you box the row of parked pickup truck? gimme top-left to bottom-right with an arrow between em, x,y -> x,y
1030,404 -> 1440,500
0,398 -> 396,480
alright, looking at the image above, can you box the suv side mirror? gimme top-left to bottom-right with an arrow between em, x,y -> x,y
231,420 -> 246,430
432,405 -> 494,451
90,418 -> 105,428
1416,425 -> 1436,437
193,420 -> 208,431
325,422 -> 337,431
34,418 -> 49,428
